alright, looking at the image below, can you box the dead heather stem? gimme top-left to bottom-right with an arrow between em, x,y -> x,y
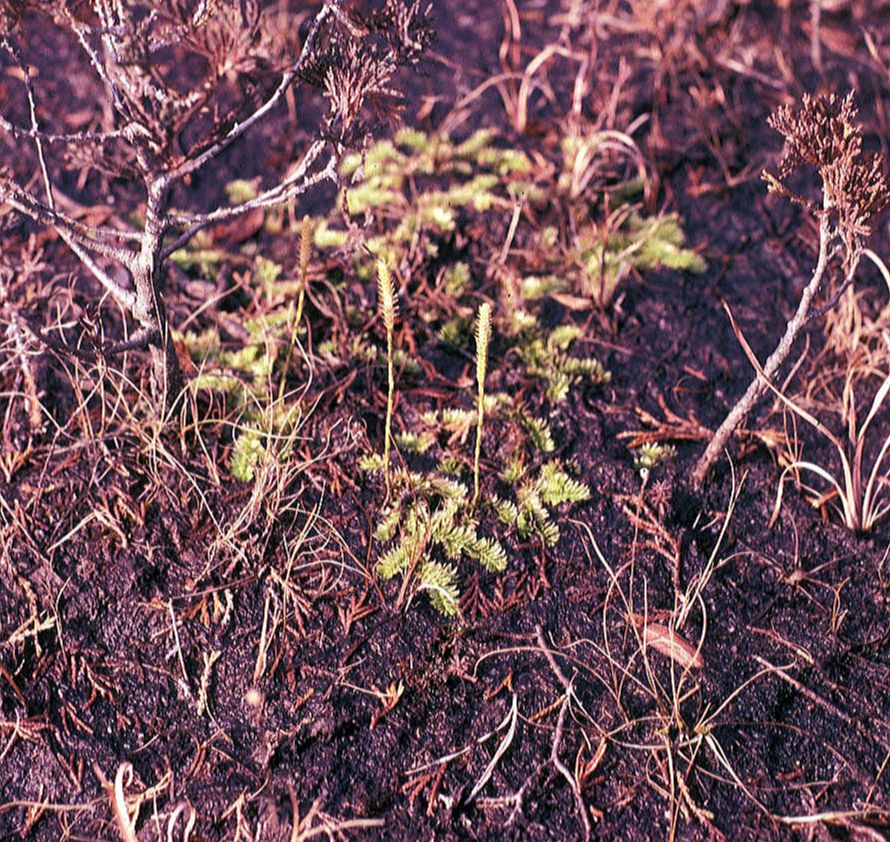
0,1 -> 432,413
694,93 -> 889,485
693,201 -> 833,485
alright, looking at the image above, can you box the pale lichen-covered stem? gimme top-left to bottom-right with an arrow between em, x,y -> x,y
135,176 -> 181,413
692,206 -> 833,486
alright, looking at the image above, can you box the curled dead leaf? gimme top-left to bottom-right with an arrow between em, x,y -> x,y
631,615 -> 704,670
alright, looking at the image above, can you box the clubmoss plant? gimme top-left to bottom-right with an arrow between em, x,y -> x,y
417,560 -> 462,616
378,257 -> 398,495
515,461 -> 591,546
368,413 -> 590,613
473,302 -> 492,505
421,395 -> 512,446
176,245 -> 324,485
225,179 -> 259,205
577,213 -> 705,308
319,126 -> 702,313
521,413 -> 556,453
231,428 -> 266,483
374,470 -> 508,615
634,442 -> 677,479
514,322 -> 611,403
315,128 -> 534,279
395,431 -> 435,454
515,132 -> 705,310
494,459 -> 591,546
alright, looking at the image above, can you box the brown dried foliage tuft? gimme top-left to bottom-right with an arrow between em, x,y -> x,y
766,92 -> 888,260
769,92 -> 860,175
300,0 -> 433,142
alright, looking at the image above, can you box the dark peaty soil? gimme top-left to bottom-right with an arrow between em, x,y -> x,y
2,2 -> 890,841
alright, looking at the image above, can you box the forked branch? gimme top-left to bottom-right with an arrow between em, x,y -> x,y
0,0 -> 433,412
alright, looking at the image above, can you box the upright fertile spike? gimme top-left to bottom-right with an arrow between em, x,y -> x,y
299,215 -> 313,284
476,302 -> 491,386
473,302 -> 492,505
377,257 -> 397,497
377,257 -> 397,332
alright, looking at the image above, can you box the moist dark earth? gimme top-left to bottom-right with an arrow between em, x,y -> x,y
2,2 -> 890,841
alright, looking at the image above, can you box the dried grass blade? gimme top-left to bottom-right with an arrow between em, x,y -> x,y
468,694 -> 518,802
112,763 -> 139,842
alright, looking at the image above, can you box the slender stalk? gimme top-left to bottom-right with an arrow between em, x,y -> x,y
278,215 -> 315,405
384,327 -> 395,495
692,206 -> 833,486
377,259 -> 397,496
293,215 -> 314,333
473,302 -> 492,505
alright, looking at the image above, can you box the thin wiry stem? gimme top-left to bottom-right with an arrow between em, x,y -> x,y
1,36 -> 53,210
